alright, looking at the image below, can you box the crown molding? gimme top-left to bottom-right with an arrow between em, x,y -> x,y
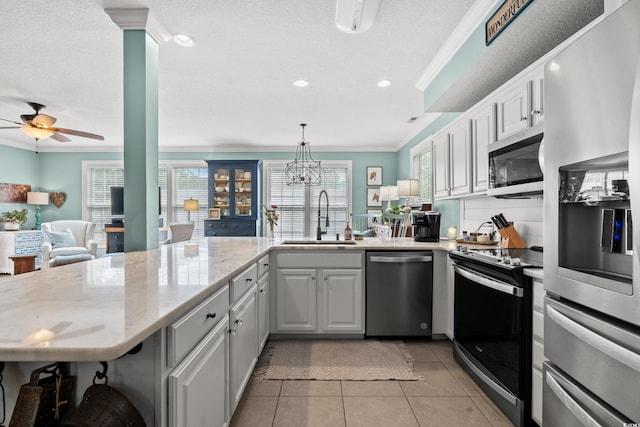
104,8 -> 171,44
415,0 -> 502,91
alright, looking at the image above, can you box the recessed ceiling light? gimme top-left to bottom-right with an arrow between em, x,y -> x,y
376,80 -> 391,88
173,34 -> 195,47
293,80 -> 309,87
549,61 -> 560,71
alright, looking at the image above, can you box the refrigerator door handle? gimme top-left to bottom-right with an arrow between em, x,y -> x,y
545,370 -> 604,427
547,305 -> 640,373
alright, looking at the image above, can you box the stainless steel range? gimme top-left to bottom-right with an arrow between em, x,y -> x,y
449,246 -> 542,427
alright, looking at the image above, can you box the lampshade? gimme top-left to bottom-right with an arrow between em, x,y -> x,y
21,125 -> 55,140
184,199 -> 200,211
380,185 -> 398,202
335,0 -> 381,33
397,179 -> 420,197
27,192 -> 50,205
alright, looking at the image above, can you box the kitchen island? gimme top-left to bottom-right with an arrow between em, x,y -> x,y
0,236 -> 493,425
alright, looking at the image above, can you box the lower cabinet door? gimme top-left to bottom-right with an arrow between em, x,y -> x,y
169,314 -> 230,427
320,269 -> 363,333
257,275 -> 270,352
275,268 -> 317,332
230,285 -> 258,413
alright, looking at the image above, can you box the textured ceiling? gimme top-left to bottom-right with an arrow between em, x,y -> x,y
0,0 -> 475,152
426,0 -> 604,112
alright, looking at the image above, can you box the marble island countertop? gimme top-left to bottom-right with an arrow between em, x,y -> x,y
0,236 -> 494,362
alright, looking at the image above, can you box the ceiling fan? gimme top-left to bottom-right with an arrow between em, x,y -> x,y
0,101 -> 104,142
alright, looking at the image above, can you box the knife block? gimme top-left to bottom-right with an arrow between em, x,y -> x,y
498,223 -> 526,248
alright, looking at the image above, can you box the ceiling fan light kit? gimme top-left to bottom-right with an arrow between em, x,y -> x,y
335,0 -> 381,33
285,124 -> 321,186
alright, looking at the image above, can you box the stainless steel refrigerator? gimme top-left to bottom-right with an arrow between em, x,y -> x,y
544,0 -> 640,424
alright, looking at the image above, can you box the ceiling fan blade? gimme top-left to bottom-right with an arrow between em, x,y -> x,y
0,126 -> 20,129
32,114 -> 57,127
0,117 -> 22,125
54,127 -> 104,141
51,132 -> 71,143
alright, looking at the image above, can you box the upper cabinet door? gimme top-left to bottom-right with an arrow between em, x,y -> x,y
496,81 -> 530,140
432,133 -> 450,199
470,104 -> 495,193
531,72 -> 545,126
449,119 -> 472,197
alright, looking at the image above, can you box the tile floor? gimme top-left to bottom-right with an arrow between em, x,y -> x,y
231,339 -> 515,427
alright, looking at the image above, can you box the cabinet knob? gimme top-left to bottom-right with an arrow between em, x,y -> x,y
260,289 -> 266,294
263,263 -> 269,268
521,116 -> 528,121
206,313 -> 216,319
237,318 -> 243,326
246,278 -> 252,283
531,109 -> 541,115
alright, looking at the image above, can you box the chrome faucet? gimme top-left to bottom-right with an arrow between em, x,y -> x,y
316,190 -> 330,240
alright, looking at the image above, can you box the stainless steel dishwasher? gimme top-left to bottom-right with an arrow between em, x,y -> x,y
366,251 -> 433,337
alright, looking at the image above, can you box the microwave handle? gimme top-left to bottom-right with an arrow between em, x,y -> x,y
453,265 -> 523,297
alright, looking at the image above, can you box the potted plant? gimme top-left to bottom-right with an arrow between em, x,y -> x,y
1,209 -> 28,230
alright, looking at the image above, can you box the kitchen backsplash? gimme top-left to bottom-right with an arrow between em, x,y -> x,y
461,197 -> 543,248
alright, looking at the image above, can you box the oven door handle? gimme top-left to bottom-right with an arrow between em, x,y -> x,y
453,265 -> 523,297
545,369 -> 604,427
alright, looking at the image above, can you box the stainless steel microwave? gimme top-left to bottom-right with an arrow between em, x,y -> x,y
488,124 -> 544,198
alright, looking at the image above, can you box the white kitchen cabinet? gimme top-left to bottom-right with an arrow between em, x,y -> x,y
470,103 -> 495,193
496,81 -> 530,140
432,132 -> 450,199
274,251 -> 364,334
320,269 -> 364,333
168,314 -> 230,427
433,119 -> 472,199
531,275 -> 546,426
257,253 -> 270,352
531,72 -> 545,126
229,283 -> 258,413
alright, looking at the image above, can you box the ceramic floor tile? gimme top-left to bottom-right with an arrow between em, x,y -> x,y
471,397 -> 515,427
245,379 -> 283,396
230,396 -> 278,427
273,396 -> 345,427
429,340 -> 456,363
444,362 -> 487,397
343,396 -> 419,427
402,341 -> 441,363
400,363 -> 466,396
408,396 -> 492,427
280,380 -> 342,396
341,380 -> 404,396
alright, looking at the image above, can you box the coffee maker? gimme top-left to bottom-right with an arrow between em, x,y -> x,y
412,211 -> 441,242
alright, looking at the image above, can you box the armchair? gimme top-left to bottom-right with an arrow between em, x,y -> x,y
41,220 -> 98,269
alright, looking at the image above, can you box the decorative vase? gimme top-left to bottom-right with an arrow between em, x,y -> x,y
268,223 -> 275,239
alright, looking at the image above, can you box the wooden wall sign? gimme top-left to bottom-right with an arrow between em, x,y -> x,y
0,183 -> 31,203
486,0 -> 535,45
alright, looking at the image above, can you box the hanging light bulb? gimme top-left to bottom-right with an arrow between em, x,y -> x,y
285,124 -> 321,186
21,125 -> 54,140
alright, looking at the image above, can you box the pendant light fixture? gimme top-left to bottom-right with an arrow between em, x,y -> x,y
285,124 -> 321,186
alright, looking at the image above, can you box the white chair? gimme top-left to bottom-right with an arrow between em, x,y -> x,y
166,222 -> 195,244
41,220 -> 97,269
381,213 -> 410,238
350,213 -> 380,237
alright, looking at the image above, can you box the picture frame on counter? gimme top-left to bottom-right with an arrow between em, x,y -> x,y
366,166 -> 382,186
367,188 -> 382,207
367,209 -> 382,227
208,208 -> 221,220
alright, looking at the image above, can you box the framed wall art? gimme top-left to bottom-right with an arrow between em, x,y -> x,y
367,187 -> 382,207
366,166 -> 382,186
208,208 -> 221,220
0,183 -> 31,203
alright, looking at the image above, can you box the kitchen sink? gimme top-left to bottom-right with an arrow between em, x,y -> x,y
281,240 -> 358,245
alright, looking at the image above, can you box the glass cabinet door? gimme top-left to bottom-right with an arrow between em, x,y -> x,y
234,167 -> 253,217
213,168 -> 231,217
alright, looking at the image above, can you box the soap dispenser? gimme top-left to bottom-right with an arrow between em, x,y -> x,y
344,222 -> 352,240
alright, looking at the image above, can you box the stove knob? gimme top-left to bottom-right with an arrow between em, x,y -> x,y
456,245 -> 463,251
461,246 -> 468,253
511,257 -> 521,266
502,256 -> 511,264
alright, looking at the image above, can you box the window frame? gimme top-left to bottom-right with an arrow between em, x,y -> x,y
409,136 -> 433,205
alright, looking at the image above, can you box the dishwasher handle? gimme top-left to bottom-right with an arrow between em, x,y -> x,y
369,255 -> 432,263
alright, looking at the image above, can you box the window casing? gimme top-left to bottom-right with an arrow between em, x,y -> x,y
263,161 -> 352,240
410,137 -> 433,205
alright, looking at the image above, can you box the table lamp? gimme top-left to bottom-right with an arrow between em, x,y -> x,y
184,198 -> 199,222
380,185 -> 398,211
397,179 -> 419,212
27,191 -> 49,230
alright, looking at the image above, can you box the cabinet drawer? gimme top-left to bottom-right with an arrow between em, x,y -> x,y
257,254 -> 270,278
167,284 -> 229,367
231,263 -> 258,303
276,251 -> 363,269
204,220 -> 256,236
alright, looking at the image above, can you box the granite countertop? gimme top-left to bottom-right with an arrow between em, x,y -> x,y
0,237 -> 492,361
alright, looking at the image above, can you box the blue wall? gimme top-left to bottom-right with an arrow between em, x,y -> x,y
0,144 -> 40,229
